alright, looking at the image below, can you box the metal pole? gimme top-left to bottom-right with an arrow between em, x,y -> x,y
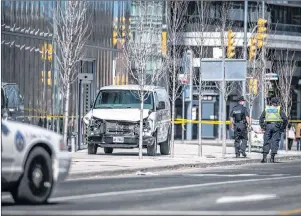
186,50 -> 193,141
221,58 -> 226,158
182,90 -> 185,144
261,1 -> 266,111
77,79 -> 82,151
242,0 -> 248,98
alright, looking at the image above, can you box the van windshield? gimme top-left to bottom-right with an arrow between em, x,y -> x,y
94,90 -> 154,110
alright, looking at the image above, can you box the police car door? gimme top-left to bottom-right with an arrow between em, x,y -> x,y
2,121 -> 16,174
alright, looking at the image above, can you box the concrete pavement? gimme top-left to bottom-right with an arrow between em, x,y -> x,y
2,161 -> 301,215
68,143 -> 301,179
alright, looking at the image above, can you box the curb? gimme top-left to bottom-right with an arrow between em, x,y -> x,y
68,155 -> 301,179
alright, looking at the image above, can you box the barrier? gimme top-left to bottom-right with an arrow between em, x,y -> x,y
22,115 -> 301,124
173,119 -> 301,125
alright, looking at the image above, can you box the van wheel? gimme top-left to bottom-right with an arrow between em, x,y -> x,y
160,130 -> 171,155
104,147 -> 113,154
11,147 -> 53,204
88,144 -> 97,154
147,133 -> 157,156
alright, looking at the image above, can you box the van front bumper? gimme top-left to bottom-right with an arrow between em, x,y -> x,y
88,134 -> 155,148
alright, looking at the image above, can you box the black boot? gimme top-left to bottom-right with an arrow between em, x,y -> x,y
236,153 -> 240,158
241,152 -> 247,158
270,154 -> 275,163
261,154 -> 267,163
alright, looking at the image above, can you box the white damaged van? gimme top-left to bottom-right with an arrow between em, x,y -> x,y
83,85 -> 171,156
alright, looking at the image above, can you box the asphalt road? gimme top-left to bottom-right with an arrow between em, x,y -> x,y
2,160 -> 301,216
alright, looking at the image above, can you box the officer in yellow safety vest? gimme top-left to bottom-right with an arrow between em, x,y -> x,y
259,97 -> 288,163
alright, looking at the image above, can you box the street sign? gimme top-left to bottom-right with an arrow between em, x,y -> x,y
200,59 -> 247,81
81,80 -> 92,84
78,73 -> 93,81
265,73 -> 278,81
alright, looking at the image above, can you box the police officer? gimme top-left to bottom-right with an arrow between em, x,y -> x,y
230,96 -> 250,158
259,97 -> 288,163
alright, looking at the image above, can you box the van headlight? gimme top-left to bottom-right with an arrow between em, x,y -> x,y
143,119 -> 153,132
89,117 -> 104,135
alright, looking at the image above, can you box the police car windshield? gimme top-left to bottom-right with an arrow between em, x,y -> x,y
94,90 -> 154,110
2,85 -> 21,108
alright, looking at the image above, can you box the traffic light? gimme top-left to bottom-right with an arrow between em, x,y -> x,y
113,31 -> 117,46
249,36 -> 257,60
248,78 -> 258,95
121,25 -> 126,45
162,31 -> 167,56
41,71 -> 53,86
257,18 -> 267,49
227,30 -> 235,58
47,44 -> 53,61
41,43 -> 47,60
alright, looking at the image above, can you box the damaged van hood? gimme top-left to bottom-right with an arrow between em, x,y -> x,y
84,108 -> 150,124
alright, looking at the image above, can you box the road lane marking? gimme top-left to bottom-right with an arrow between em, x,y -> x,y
183,173 -> 288,177
184,174 -> 258,177
47,175 -> 301,202
1,210 -> 280,216
280,208 -> 301,215
216,194 -> 277,204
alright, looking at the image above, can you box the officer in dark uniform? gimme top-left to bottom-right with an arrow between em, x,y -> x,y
230,96 -> 250,158
259,97 -> 288,163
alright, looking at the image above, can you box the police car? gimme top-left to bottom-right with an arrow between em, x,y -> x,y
1,119 -> 72,204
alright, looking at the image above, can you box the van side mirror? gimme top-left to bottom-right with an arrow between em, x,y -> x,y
157,101 -> 165,110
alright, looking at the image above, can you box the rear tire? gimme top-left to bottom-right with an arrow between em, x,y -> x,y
104,147 -> 113,154
11,147 -> 53,204
160,129 -> 171,155
88,144 -> 97,154
147,133 -> 157,156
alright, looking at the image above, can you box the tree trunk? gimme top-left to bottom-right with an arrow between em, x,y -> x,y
198,95 -> 202,157
222,97 -> 227,157
171,98 -> 176,157
285,106 -> 288,152
139,95 -> 144,159
63,82 -> 70,146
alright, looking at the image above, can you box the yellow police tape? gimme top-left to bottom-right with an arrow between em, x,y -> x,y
23,115 -> 301,124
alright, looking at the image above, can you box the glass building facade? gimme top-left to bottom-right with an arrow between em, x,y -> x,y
1,1 -> 131,128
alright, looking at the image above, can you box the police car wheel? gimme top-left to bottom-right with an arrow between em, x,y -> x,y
160,129 -> 171,155
104,147 -> 113,154
147,132 -> 157,156
11,147 -> 53,204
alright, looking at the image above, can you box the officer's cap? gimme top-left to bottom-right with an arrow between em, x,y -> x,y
270,97 -> 278,105
238,96 -> 245,102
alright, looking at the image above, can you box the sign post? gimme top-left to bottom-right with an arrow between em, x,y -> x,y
77,73 -> 93,151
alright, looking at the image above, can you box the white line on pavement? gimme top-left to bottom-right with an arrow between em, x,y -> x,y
216,194 -> 277,204
1,210 -> 280,216
183,173 -> 259,177
48,175 -> 301,202
183,173 -> 288,177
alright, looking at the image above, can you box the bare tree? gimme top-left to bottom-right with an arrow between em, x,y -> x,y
163,0 -> 188,157
53,1 -> 90,145
274,49 -> 297,151
190,0 -> 211,157
213,1 -> 237,157
121,1 -> 165,159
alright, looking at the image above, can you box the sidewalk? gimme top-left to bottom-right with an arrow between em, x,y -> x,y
174,139 -> 234,146
68,144 -> 301,179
